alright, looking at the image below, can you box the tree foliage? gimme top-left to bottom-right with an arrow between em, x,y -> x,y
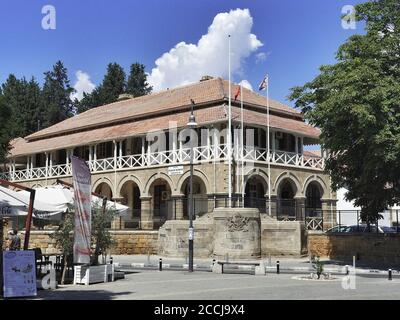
126,63 -> 152,97
41,60 -> 75,128
289,0 -> 400,220
0,93 -> 11,165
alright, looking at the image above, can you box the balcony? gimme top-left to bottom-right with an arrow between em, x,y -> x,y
4,145 -> 324,182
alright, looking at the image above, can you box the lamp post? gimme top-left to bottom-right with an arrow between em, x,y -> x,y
187,99 -> 197,272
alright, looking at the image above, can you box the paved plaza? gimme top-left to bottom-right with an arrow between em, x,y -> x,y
31,255 -> 400,300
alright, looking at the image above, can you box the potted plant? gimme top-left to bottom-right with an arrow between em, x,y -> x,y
312,256 -> 324,279
53,203 -> 116,285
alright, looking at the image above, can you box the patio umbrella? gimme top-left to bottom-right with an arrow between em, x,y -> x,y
0,185 -> 65,219
20,185 -> 130,217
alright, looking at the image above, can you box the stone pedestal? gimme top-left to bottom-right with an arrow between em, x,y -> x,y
140,196 -> 153,230
295,197 -> 306,220
322,199 -> 336,230
213,207 -> 261,259
266,195 -> 277,217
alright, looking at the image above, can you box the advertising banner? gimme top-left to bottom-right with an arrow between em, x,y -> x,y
71,156 -> 92,264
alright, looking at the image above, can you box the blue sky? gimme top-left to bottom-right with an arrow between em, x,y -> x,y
0,0 -> 365,105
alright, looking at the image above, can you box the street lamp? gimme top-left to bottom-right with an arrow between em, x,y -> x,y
188,99 -> 197,272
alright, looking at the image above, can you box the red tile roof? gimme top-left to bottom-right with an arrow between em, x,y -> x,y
26,78 -> 300,141
9,78 -> 320,157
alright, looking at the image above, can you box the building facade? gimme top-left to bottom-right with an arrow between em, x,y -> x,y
3,77 -> 336,231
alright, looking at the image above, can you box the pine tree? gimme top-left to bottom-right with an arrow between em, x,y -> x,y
126,63 -> 152,97
41,61 -> 75,128
1,74 -> 26,138
0,92 -> 11,164
76,63 -> 126,111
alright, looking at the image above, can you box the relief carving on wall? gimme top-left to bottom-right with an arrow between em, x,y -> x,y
227,214 -> 249,232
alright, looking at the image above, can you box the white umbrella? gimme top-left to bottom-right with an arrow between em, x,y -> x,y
0,185 -> 64,219
23,185 -> 130,217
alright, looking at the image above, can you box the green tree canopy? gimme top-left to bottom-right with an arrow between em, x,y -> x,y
41,60 -> 75,128
0,93 -> 11,165
77,63 -> 126,112
289,0 -> 400,220
126,62 -> 152,97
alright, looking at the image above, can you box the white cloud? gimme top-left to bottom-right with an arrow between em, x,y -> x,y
71,70 -> 95,101
148,8 -> 263,91
239,79 -> 253,91
255,52 -> 267,63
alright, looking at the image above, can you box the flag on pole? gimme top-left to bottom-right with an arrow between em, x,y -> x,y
258,75 -> 268,91
234,85 -> 241,101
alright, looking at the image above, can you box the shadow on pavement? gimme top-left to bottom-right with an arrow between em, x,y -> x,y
31,288 -> 133,300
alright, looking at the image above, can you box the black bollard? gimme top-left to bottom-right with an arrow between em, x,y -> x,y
110,257 -> 113,265
388,269 -> 392,281
159,258 -> 162,271
276,261 -> 280,274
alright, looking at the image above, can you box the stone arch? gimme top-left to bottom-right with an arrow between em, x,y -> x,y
144,172 -> 175,196
242,168 -> 269,194
118,176 -> 142,221
302,175 -> 327,198
92,177 -> 114,200
273,171 -> 301,197
176,169 -> 210,196
116,174 -> 143,198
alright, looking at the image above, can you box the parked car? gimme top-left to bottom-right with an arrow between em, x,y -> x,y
326,224 -> 398,234
325,225 -> 349,233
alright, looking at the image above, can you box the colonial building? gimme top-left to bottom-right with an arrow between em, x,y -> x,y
3,77 -> 336,231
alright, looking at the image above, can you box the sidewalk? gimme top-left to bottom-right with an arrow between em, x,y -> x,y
111,255 -> 397,275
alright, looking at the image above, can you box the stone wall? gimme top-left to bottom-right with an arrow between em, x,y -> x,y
20,230 -> 158,255
308,232 -> 400,265
261,218 -> 307,256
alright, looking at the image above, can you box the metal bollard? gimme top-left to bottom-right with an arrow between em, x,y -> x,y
276,261 -> 280,274
345,265 -> 349,275
110,257 -> 113,265
388,269 -> 392,281
159,258 -> 162,271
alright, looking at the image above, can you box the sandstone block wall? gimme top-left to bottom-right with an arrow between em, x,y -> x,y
308,232 -> 400,265
18,230 -> 158,255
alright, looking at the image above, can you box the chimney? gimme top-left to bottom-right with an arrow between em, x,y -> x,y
117,93 -> 134,101
200,75 -> 214,82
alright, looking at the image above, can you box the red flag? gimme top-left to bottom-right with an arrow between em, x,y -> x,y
234,86 -> 241,101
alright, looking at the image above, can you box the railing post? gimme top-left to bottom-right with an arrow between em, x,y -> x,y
397,210 -> 399,233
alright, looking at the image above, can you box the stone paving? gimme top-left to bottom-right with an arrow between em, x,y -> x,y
32,269 -> 400,300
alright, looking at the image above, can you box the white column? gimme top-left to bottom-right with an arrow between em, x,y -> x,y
113,140 -> 117,169
141,137 -> 145,166
206,128 -> 211,160
172,133 -> 177,163
49,153 -> 53,177
45,152 -> 48,177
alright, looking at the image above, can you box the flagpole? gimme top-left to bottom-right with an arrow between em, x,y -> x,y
266,74 -> 271,216
228,35 -> 232,207
241,83 -> 244,207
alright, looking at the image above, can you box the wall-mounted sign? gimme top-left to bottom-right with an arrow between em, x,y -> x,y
2,250 -> 37,298
168,165 -> 184,176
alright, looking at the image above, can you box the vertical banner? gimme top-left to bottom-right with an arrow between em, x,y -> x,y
71,156 -> 91,264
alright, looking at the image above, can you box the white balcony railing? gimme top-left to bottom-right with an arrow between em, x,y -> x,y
5,145 -> 324,182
